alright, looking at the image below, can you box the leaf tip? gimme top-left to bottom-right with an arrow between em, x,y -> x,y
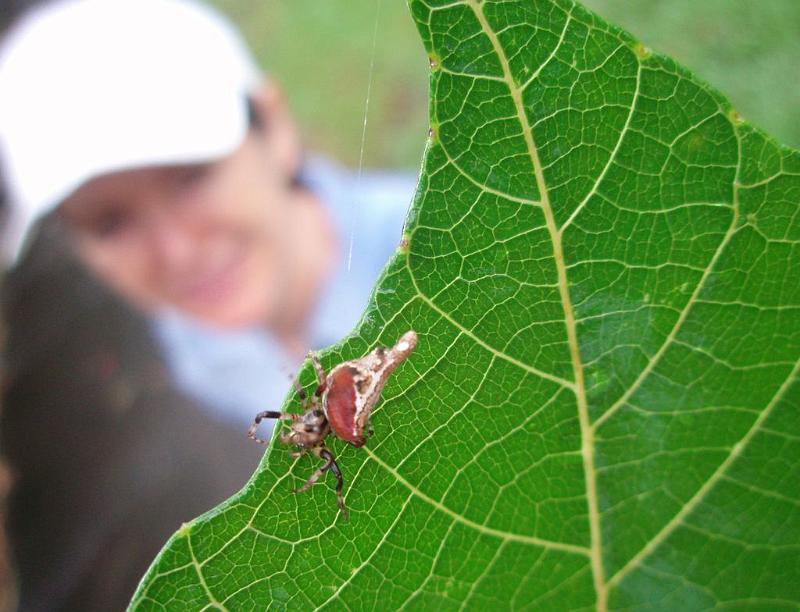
728,108 -> 745,126
429,122 -> 439,143
633,42 -> 651,60
399,232 -> 412,254
178,522 -> 193,538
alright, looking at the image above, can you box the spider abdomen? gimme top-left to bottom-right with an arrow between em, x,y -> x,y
324,365 -> 365,446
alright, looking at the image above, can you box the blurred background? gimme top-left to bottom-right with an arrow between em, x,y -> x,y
5,0 -> 795,173
210,0 -> 800,169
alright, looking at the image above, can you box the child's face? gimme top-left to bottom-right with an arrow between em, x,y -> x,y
59,113 -> 303,329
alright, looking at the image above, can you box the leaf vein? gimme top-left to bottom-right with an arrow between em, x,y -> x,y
408,274 -> 575,389
365,446 -> 590,556
606,358 -> 800,589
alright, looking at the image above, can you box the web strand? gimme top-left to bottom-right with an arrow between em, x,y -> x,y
347,0 -> 383,272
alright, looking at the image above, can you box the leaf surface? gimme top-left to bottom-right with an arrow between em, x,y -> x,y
131,0 -> 800,609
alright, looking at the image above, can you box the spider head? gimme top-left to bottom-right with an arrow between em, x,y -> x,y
302,409 -> 326,432
285,408 -> 329,448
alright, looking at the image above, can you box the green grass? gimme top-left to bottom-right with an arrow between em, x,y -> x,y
211,0 -> 800,169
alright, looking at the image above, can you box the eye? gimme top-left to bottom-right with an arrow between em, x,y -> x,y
82,208 -> 134,240
172,163 -> 213,190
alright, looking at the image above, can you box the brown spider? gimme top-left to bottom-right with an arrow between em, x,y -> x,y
248,331 -> 418,518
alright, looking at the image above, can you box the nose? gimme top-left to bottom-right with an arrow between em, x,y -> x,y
142,202 -> 197,270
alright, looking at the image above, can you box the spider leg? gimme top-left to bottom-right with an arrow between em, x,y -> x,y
289,375 -> 307,401
305,352 -> 328,407
321,448 -> 348,519
294,451 -> 330,494
294,447 -> 348,519
289,448 -> 308,459
248,411 -> 298,444
308,351 -> 327,386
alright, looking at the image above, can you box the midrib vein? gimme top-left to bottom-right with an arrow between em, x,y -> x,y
465,2 -> 607,609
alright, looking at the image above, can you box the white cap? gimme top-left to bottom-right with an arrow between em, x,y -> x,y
0,0 -> 262,261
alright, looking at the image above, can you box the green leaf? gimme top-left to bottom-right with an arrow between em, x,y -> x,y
130,0 -> 800,609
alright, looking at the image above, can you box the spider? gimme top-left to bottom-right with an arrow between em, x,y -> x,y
248,330 -> 418,518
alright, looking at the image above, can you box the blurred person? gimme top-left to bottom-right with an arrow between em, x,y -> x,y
0,0 -> 416,609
